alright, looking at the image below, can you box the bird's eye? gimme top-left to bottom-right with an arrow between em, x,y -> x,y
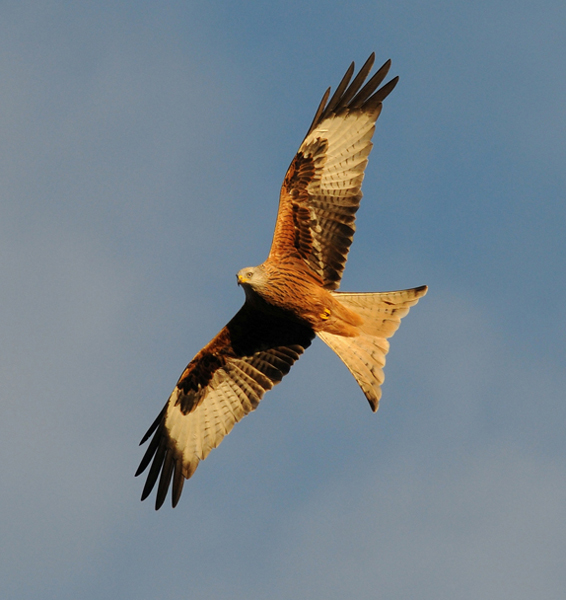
247,271 -> 253,278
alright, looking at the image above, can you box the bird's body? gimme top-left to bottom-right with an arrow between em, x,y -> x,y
237,261 -> 362,336
136,54 -> 428,509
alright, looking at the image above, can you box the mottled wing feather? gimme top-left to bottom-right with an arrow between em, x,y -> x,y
268,54 -> 399,290
136,303 -> 314,509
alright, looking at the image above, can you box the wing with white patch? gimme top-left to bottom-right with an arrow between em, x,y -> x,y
135,303 -> 314,509
268,54 -> 398,289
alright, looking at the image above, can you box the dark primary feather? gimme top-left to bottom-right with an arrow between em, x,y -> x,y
305,54 -> 397,137
325,53 -> 377,114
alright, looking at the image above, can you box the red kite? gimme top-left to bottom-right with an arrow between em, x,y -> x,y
136,54 -> 427,509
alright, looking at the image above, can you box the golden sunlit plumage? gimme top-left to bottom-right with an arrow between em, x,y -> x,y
136,53 -> 427,509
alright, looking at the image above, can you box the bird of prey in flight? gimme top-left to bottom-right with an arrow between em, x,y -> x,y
136,53 -> 428,509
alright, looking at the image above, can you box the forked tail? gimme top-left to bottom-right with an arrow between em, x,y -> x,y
317,285 -> 427,411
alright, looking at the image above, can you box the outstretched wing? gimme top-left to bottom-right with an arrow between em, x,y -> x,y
136,303 -> 314,509
268,53 -> 398,290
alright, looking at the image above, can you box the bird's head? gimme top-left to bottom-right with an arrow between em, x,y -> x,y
236,265 -> 267,294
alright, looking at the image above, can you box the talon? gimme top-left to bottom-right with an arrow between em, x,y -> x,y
321,308 -> 331,320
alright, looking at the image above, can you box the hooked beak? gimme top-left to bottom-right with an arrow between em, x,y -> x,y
237,274 -> 247,285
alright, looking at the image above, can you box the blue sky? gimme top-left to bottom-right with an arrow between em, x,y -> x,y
1,1 -> 565,598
